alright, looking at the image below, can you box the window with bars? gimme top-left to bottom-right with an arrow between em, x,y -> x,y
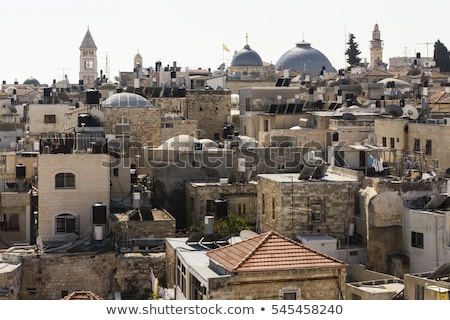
55,214 -> 76,233
44,114 -> 56,124
55,173 -> 75,189
411,231 -> 424,249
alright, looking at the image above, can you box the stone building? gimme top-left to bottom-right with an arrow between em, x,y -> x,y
166,230 -> 347,300
257,166 -> 361,239
0,245 -> 166,300
184,90 -> 231,141
185,180 -> 257,228
373,117 -> 450,174
102,92 -> 161,152
357,176 -> 448,274
403,268 -> 450,300
36,153 -> 110,244
0,152 -> 37,246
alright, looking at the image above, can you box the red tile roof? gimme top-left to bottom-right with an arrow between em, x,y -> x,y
206,231 -> 346,272
429,91 -> 450,104
61,290 -> 103,300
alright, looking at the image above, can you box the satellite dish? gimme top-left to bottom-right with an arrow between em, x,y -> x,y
342,112 -> 357,120
385,105 -> 403,118
260,98 -> 272,108
403,104 -> 419,120
356,96 -> 370,107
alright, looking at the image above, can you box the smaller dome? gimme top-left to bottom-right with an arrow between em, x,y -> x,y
158,134 -> 199,150
102,92 -> 151,108
23,77 -> 40,86
231,45 -> 263,67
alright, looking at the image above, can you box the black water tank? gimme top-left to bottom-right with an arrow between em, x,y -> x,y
78,113 -> 91,127
86,90 -> 100,104
16,164 -> 26,178
223,125 -> 234,139
92,203 -> 107,224
215,199 -> 228,218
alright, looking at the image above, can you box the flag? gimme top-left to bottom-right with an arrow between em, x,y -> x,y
222,43 -> 230,52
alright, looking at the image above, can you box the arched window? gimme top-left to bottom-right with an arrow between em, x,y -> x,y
55,173 -> 75,189
55,214 -> 77,233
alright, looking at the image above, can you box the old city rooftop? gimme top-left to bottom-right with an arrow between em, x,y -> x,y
206,230 -> 346,273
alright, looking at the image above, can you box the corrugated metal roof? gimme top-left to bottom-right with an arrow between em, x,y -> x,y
206,230 -> 346,272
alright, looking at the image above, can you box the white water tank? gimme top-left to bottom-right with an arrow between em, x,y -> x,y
204,216 -> 214,235
94,225 -> 104,241
132,192 -> 141,209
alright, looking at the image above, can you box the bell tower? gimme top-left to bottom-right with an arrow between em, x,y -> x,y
370,23 -> 384,69
79,27 -> 98,88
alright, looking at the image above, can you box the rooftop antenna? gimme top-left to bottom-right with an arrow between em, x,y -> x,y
415,42 -> 433,58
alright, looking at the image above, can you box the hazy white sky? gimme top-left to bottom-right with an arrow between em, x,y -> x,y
1,0 -> 449,85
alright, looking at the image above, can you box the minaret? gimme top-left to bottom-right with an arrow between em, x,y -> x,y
79,27 -> 98,88
370,23 -> 383,69
134,50 -> 143,79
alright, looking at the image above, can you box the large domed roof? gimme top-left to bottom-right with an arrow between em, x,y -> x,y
231,44 -> 263,67
275,41 -> 336,75
23,77 -> 40,86
102,92 -> 151,108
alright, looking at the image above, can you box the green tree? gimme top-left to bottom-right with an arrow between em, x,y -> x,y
345,33 -> 362,67
433,39 -> 450,72
214,213 -> 254,236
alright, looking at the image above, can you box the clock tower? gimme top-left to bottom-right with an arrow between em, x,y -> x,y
79,27 -> 98,88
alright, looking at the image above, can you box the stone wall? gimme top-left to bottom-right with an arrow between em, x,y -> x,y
185,91 -> 231,141
37,153 -> 110,243
18,251 -> 166,300
208,267 -> 346,300
258,175 -> 359,239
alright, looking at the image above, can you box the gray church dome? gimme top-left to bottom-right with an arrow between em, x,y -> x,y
23,77 -> 40,86
275,41 -> 336,75
231,44 -> 263,67
102,92 -> 151,108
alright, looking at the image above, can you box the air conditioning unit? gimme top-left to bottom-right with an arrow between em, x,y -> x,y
443,118 -> 450,125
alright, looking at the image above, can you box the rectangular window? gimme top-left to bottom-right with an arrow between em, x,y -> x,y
425,140 -> 432,155
44,114 -> 56,124
56,214 -> 76,233
382,137 -> 387,147
414,139 -> 420,152
8,213 -> 19,231
262,194 -> 265,215
415,285 -> 424,300
113,168 -> 119,177
238,203 -> 247,215
335,151 -> 345,167
264,119 -> 269,132
190,276 -> 205,300
282,291 -> 298,300
411,231 -> 424,249
390,137 -> 395,149
55,173 -> 75,189
206,200 -> 215,214
115,124 -> 130,135
311,204 -> 322,222
189,197 -> 194,210
272,198 -> 276,219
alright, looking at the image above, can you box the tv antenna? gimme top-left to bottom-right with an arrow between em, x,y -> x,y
415,42 -> 433,58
